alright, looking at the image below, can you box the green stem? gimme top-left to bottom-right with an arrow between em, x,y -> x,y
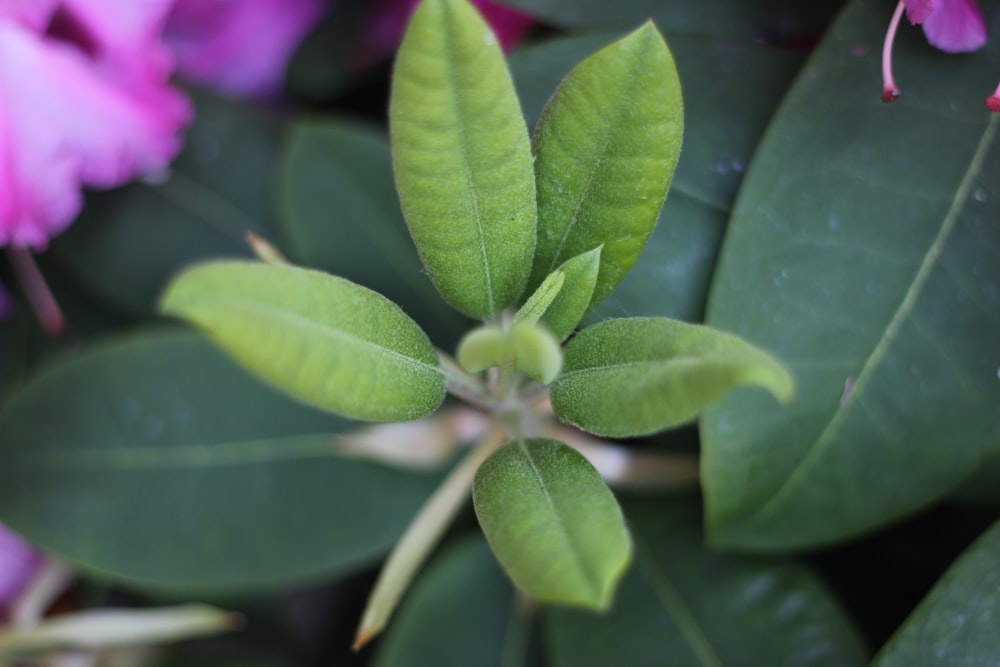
437,350 -> 491,409
353,428 -> 507,650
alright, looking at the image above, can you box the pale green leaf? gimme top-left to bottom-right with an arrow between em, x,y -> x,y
509,322 -> 562,384
540,246 -> 601,340
456,325 -> 508,374
456,323 -> 562,384
514,269 -> 566,327
0,605 -> 238,657
551,317 -> 792,437
874,519 -> 1000,666
160,260 -> 444,422
390,0 -> 536,318
472,438 -> 631,609
529,23 -> 682,310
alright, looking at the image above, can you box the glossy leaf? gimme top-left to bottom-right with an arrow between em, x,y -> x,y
497,0 -> 842,37
47,90 -> 283,315
160,261 -> 445,422
529,23 -> 682,310
511,33 -> 803,322
472,439 -> 631,609
278,118 -> 466,347
545,496 -> 868,667
702,0 -> 1000,550
551,317 -> 793,437
0,330 -> 438,590
874,519 -> 1000,666
374,536 -> 539,667
390,0 -> 536,318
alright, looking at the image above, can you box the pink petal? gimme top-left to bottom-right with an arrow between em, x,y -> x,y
0,523 -> 42,614
361,0 -> 533,66
164,0 -> 327,99
903,0 -> 938,25
0,23 -> 190,249
0,0 -> 60,30
921,0 -> 987,52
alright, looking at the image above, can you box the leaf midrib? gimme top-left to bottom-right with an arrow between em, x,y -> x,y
518,439 -> 604,600
541,46 -> 643,277
182,294 -> 442,377
751,113 -> 1000,520
17,433 -> 343,470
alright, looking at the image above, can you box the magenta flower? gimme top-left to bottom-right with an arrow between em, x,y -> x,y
0,523 -> 42,618
359,0 -> 534,67
163,0 -> 327,100
0,1 -> 191,249
881,0 -> 987,102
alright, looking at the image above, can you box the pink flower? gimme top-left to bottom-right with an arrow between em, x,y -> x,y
163,0 -> 327,100
881,0 -> 987,102
0,523 -> 42,618
358,0 -> 534,67
0,1 -> 191,249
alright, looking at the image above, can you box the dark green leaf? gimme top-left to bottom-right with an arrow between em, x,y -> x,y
496,0 -> 842,38
529,23 -> 682,310
545,496 -> 868,667
374,536 -> 539,667
160,261 -> 445,422
874,519 -> 1000,666
473,439 -> 631,609
278,118 -> 466,348
391,0 -> 536,318
551,317 -> 792,437
0,330 -> 438,591
702,0 -> 1000,550
47,89 -> 283,315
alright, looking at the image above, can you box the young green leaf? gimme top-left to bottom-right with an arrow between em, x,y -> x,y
508,322 -> 562,385
160,260 -> 445,422
513,269 -> 565,327
550,317 -> 792,437
456,325 -> 508,375
472,438 -> 632,610
390,0 -> 536,319
539,246 -> 601,340
456,323 -> 562,384
529,23 -> 682,310
515,247 -> 601,341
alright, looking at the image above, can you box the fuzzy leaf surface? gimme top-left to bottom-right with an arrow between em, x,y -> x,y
390,0 -> 535,318
472,439 -> 631,609
551,317 -> 792,437
702,0 -> 1000,549
160,261 -> 444,422
529,23 -> 682,310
